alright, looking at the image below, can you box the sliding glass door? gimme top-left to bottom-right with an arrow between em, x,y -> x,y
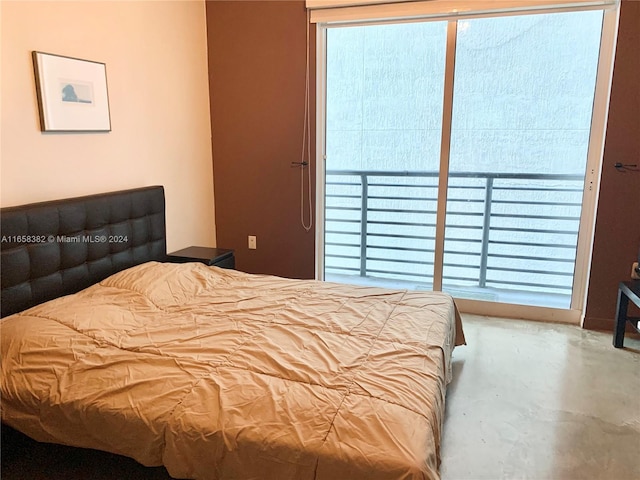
442,11 -> 603,309
318,3 -> 617,317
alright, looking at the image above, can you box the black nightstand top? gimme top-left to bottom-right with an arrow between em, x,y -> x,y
167,246 -> 235,268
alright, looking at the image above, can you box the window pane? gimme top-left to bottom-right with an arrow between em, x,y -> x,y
324,22 -> 447,287
443,10 -> 603,307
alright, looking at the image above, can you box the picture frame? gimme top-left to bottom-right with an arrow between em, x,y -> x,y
32,51 -> 111,132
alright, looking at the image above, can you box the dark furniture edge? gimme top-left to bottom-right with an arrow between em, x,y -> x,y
167,246 -> 235,268
613,280 -> 640,348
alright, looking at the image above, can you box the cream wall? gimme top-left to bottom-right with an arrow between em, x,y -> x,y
0,0 -> 216,252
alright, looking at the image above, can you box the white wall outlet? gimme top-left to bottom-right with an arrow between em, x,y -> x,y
248,235 -> 257,250
632,262 -> 640,280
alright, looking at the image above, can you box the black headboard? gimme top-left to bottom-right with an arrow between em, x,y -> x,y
1,186 -> 166,317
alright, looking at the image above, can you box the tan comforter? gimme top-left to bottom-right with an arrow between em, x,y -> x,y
1,262 -> 464,480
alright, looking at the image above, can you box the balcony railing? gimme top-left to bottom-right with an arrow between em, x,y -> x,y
324,170 -> 584,301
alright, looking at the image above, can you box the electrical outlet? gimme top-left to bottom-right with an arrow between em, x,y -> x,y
632,262 -> 640,280
248,235 -> 257,250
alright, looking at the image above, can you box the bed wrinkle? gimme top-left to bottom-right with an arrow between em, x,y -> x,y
10,313 -> 216,372
422,321 -> 437,343
371,400 -> 428,461
347,386 -> 436,422
220,293 -> 410,401
267,319 -> 378,339
15,312 -> 157,358
346,289 -> 407,373
436,344 -> 454,385
35,352 -> 220,468
94,282 -> 176,313
344,300 -> 388,337
16,313 -> 108,341
219,322 -> 269,367
221,365 -> 349,394
172,368 -> 221,414
12,313 -> 120,366
162,368 -> 219,456
234,317 -> 445,347
316,290 -> 408,451
24,310 -> 162,338
211,299 -> 295,367
320,391 -> 348,444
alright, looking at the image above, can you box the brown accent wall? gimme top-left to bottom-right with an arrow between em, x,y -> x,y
207,0 -> 639,324
583,0 -> 640,329
206,0 -> 315,278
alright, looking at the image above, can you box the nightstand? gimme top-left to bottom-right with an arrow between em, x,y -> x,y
167,246 -> 235,269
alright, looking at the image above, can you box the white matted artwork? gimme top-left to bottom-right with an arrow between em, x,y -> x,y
32,51 -> 111,132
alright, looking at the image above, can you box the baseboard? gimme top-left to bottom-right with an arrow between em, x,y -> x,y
582,315 -> 640,337
454,298 -> 581,325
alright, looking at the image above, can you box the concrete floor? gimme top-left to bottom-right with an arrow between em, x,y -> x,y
440,315 -> 640,480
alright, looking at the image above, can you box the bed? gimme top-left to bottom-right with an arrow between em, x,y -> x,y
0,186 -> 465,480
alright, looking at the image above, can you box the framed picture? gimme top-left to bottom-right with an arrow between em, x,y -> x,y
32,51 -> 111,132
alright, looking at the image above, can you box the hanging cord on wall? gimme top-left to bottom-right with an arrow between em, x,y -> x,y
297,9 -> 313,232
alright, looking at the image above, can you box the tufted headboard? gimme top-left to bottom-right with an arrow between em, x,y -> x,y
1,186 -> 166,317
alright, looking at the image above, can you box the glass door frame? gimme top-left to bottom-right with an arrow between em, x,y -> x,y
314,3 -> 621,324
